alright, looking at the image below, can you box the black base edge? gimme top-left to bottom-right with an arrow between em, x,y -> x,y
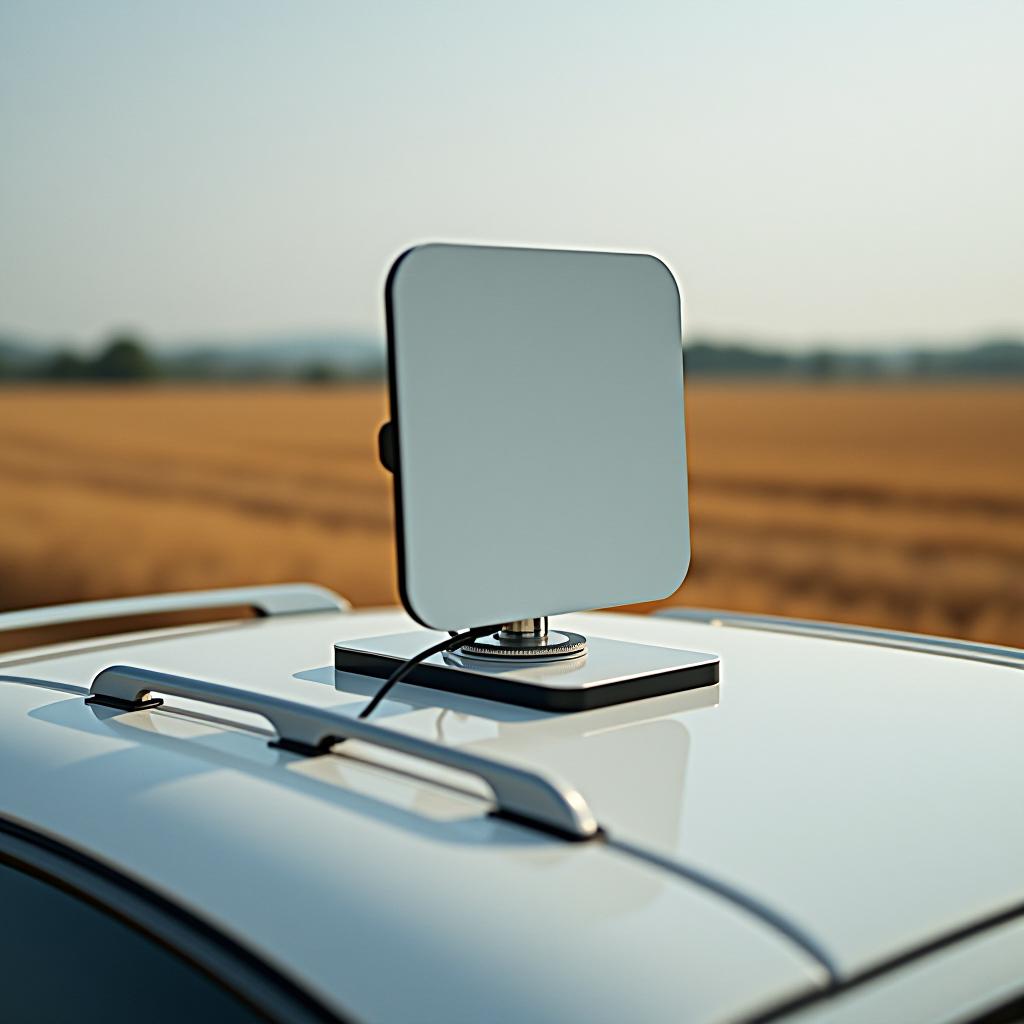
85,695 -> 164,712
334,647 -> 719,712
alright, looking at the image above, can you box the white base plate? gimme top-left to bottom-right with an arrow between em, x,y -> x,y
334,631 -> 719,712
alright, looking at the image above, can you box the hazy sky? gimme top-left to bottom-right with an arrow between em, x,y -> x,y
2,1 -> 1022,349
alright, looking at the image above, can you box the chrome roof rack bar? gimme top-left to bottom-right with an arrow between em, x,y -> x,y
657,608 -> 1023,669
0,584 -> 349,635
88,664 -> 600,842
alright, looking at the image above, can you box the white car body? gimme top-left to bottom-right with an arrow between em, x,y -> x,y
1,584 -> 1021,1023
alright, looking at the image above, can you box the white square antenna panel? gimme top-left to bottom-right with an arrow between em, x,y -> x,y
386,243 -> 690,630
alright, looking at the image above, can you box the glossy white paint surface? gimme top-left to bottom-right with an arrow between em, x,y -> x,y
2,603 -> 1022,1015
0,615 -> 823,1024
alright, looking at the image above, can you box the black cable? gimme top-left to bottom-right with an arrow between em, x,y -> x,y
357,624 -> 502,721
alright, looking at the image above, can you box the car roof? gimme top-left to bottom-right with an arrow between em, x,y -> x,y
1,601 -> 1022,1021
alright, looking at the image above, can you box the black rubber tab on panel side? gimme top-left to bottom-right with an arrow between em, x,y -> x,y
377,421 -> 396,473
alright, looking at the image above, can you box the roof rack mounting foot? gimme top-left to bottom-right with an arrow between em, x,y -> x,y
85,694 -> 164,712
268,737 -> 330,758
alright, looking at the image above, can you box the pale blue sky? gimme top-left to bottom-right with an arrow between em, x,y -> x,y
2,1 -> 1022,349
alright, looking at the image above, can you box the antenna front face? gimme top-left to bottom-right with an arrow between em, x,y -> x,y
386,243 -> 690,631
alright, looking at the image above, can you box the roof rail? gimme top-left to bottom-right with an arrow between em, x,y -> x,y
0,584 -> 349,635
656,608 -> 1023,669
88,664 -> 600,842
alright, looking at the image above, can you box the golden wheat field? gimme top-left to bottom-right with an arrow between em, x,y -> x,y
0,384 -> 1021,648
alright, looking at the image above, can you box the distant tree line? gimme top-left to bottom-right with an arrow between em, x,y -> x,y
0,333 -> 374,383
43,335 -> 159,381
683,337 -> 1024,379
2,332 -> 1023,383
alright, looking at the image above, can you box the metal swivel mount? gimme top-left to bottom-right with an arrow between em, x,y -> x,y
460,617 -> 586,662
335,615 -> 719,713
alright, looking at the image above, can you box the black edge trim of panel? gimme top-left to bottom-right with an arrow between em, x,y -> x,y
383,245 -> 430,629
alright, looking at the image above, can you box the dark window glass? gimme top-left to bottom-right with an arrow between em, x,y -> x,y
968,995 -> 1024,1024
0,859 -> 266,1023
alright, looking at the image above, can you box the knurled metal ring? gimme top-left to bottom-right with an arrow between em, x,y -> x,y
459,630 -> 587,661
